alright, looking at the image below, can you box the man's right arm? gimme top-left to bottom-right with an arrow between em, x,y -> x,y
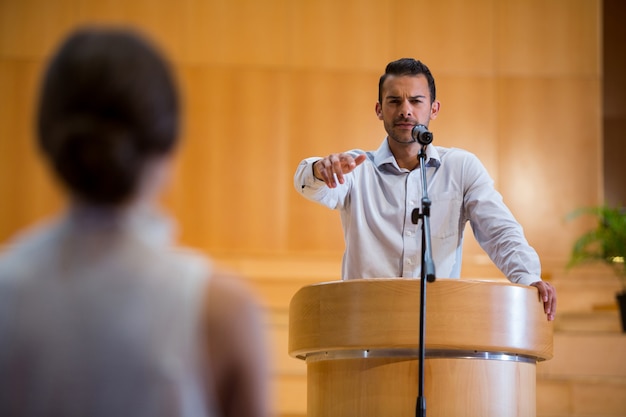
294,153 -> 366,209
294,157 -> 339,209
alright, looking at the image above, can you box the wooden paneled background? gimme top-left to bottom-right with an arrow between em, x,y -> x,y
3,1 -> 622,416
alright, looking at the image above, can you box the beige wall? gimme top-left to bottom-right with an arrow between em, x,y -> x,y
0,1 -> 607,416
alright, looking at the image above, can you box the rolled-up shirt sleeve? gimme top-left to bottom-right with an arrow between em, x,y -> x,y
294,157 -> 350,210
461,154 -> 542,286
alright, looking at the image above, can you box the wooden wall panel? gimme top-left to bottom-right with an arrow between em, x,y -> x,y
0,59 -> 64,242
167,66 -> 293,252
74,0 -> 188,64
495,0 -> 600,76
287,0 -> 393,71
390,0 -> 496,74
496,76 -> 602,260
433,76 -> 498,175
172,0 -> 291,66
0,0 -> 77,59
168,66 -> 384,254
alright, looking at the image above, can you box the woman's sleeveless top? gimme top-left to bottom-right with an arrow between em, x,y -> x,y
0,207 -> 216,417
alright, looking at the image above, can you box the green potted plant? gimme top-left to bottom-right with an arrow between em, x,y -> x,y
567,205 -> 626,331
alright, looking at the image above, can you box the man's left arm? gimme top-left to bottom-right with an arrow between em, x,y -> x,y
461,153 -> 557,321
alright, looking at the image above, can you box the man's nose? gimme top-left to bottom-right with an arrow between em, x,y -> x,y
399,101 -> 412,117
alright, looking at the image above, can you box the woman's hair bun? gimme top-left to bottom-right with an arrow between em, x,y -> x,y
37,27 -> 179,205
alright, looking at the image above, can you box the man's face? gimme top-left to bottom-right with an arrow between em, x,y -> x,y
375,74 -> 440,144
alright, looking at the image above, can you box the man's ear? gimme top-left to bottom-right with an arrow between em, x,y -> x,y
430,100 -> 441,120
375,102 -> 383,120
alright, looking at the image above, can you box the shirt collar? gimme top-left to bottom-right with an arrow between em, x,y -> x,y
373,138 -> 442,172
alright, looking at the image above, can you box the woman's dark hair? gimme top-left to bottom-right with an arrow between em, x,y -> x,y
378,58 -> 436,104
37,27 -> 179,205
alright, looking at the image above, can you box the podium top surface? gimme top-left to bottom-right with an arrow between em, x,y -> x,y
288,278 -> 553,361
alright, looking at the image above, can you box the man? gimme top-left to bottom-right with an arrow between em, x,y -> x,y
294,58 -> 556,321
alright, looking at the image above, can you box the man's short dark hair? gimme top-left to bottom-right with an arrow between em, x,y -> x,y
378,58 -> 436,104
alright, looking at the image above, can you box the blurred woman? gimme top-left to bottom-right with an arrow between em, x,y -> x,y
0,27 -> 272,417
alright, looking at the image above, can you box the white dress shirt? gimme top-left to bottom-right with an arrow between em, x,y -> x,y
294,138 -> 542,286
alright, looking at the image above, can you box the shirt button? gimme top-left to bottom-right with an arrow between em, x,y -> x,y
407,259 -> 413,265
406,230 -> 413,236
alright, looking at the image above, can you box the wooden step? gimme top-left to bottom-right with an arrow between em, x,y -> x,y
537,376 -> 626,417
537,332 -> 626,416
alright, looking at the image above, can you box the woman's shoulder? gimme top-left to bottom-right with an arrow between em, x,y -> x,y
0,219 -> 61,279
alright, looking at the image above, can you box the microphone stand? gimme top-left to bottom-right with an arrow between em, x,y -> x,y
411,144 -> 436,417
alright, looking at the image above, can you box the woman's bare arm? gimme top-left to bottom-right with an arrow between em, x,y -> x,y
202,269 -> 272,417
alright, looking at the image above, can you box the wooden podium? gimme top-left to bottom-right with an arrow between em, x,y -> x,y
288,278 -> 553,417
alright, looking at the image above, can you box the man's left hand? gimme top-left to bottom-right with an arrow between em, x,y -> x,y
530,281 -> 557,321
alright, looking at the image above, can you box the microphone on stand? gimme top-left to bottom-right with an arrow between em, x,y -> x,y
411,122 -> 436,417
411,124 -> 433,145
